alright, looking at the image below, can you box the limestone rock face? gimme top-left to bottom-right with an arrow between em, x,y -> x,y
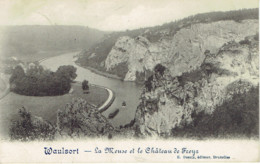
105,20 -> 258,81
134,37 -> 259,136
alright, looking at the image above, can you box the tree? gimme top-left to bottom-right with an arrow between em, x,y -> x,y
9,107 -> 55,141
82,80 -> 89,93
56,65 -> 77,82
9,65 -> 25,84
154,64 -> 166,76
9,64 -> 77,96
56,98 -> 114,137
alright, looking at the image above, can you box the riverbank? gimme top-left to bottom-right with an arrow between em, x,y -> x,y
0,83 -> 109,121
75,61 -> 146,85
75,62 -> 124,81
73,81 -> 115,112
95,85 -> 115,112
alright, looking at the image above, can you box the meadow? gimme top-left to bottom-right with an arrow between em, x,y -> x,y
0,83 -> 108,139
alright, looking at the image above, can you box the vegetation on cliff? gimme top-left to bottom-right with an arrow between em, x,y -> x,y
10,98 -> 114,141
76,8 -> 258,80
134,35 -> 259,138
10,107 -> 56,141
172,85 -> 259,138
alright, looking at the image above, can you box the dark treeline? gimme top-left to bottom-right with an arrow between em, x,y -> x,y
9,64 -> 77,96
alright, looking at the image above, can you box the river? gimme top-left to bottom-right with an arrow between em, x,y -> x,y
41,51 -> 142,127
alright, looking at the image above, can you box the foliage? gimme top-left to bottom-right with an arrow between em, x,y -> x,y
107,62 -> 129,79
9,107 -> 56,141
154,64 -> 166,76
76,8 -> 258,77
9,65 -> 25,84
82,80 -> 89,91
145,75 -> 154,92
144,64 -> 166,92
239,38 -> 251,45
9,64 -> 77,96
57,98 -> 113,138
135,69 -> 153,83
172,86 -> 259,138
55,65 -> 77,82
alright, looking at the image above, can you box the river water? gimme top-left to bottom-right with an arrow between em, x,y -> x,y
41,52 -> 142,127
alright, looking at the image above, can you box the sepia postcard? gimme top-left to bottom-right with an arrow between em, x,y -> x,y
0,0 -> 259,163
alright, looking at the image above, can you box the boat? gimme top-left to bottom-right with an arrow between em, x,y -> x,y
108,108 -> 119,119
122,101 -> 126,107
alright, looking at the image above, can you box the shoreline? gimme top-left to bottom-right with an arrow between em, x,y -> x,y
94,84 -> 115,112
4,51 -> 116,113
75,62 -> 124,81
73,81 -> 115,113
74,61 -> 146,85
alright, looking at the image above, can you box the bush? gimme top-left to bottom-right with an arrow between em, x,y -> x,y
172,86 -> 259,138
82,80 -> 89,91
239,38 -> 251,45
145,75 -> 154,92
9,107 -> 56,141
154,64 -> 166,76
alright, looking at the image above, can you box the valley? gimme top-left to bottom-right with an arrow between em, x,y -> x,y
1,8 -> 259,140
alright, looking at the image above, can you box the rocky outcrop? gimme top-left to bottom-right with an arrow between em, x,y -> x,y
56,98 -> 114,138
134,36 -> 259,136
105,20 -> 258,81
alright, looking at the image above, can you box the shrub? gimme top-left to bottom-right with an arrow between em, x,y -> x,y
82,80 -> 89,91
145,75 -> 154,92
154,64 -> 166,76
172,86 -> 259,138
9,107 -> 56,141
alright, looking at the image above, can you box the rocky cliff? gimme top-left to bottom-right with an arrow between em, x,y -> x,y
56,98 -> 114,139
105,20 -> 258,81
133,36 -> 259,137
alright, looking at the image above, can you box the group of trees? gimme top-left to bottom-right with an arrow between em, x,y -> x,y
9,98 -> 114,141
10,64 -> 77,96
9,107 -> 56,141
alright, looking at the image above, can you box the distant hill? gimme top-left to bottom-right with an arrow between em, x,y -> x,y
0,25 -> 106,61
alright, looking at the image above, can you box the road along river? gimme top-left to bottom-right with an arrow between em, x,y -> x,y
41,51 -> 142,127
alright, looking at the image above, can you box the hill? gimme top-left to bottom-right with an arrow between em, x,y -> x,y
133,35 -> 259,138
76,8 -> 258,82
0,25 -> 106,62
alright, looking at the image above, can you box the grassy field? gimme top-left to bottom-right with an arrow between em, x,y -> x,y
0,83 -> 108,139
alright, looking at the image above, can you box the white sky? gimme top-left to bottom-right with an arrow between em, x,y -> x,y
0,0 -> 258,31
